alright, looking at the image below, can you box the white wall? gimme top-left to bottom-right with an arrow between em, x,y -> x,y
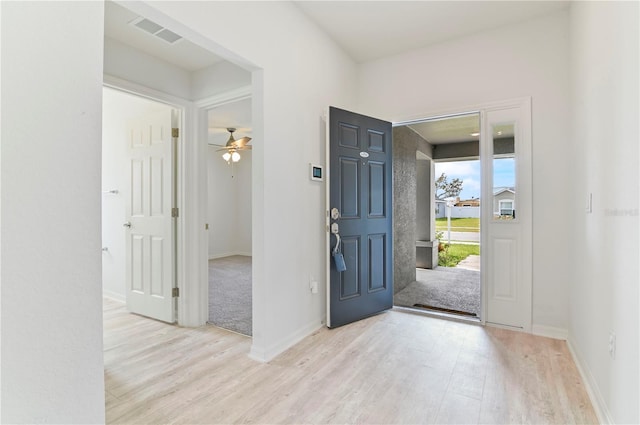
137,1 -> 357,360
102,88 -> 173,300
569,2 -> 639,423
105,37 -> 251,102
104,37 -> 192,99
0,2 -> 105,422
357,11 -> 572,333
192,61 -> 251,100
207,150 -> 252,258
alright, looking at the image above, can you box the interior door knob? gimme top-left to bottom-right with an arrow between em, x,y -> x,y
123,222 -> 131,228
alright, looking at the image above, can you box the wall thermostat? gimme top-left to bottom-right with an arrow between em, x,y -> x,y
310,164 -> 323,181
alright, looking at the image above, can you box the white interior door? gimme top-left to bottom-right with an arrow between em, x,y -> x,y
125,107 -> 176,323
482,99 -> 532,330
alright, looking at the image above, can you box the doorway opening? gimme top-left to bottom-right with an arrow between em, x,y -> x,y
205,98 -> 253,336
392,113 -> 482,319
102,0 -> 257,329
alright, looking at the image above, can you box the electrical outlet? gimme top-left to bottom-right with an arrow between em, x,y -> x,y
609,332 -> 616,359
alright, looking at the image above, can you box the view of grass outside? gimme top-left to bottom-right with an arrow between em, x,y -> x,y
436,218 -> 480,267
435,217 -> 480,232
438,243 -> 480,267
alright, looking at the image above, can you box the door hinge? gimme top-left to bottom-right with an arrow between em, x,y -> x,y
172,127 -> 179,138
172,207 -> 179,218
172,287 -> 180,297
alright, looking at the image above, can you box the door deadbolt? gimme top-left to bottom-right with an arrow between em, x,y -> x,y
331,223 -> 339,234
331,208 -> 340,220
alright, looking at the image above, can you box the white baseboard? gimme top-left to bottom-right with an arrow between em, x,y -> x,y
567,338 -> 613,424
102,289 -> 125,303
249,320 -> 322,363
531,324 -> 568,340
208,251 -> 252,260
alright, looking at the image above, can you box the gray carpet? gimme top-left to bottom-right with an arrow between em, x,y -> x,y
208,256 -> 252,336
394,267 -> 480,316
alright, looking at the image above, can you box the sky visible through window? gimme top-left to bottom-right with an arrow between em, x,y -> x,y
435,159 -> 515,200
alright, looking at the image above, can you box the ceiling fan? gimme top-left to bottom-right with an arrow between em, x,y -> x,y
209,128 -> 252,163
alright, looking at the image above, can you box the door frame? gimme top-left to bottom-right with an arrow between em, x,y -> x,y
102,78 -> 262,331
393,96 -> 532,331
103,74 -> 190,325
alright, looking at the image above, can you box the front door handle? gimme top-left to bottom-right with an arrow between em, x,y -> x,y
123,222 -> 131,228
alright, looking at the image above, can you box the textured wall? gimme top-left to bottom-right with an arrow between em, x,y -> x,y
416,159 -> 432,241
393,127 -> 432,293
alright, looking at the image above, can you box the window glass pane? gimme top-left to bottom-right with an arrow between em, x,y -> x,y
492,124 -> 516,220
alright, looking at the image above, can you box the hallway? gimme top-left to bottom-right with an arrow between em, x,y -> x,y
104,298 -> 597,424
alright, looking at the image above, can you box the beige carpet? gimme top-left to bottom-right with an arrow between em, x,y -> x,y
208,255 -> 252,336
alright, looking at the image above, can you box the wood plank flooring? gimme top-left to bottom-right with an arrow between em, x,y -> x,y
104,298 -> 597,424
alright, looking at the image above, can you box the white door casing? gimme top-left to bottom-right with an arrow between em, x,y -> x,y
125,107 -> 176,323
481,98 -> 532,330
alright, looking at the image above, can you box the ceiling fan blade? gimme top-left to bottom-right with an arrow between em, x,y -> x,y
233,136 -> 252,148
208,143 -> 226,148
237,145 -> 252,151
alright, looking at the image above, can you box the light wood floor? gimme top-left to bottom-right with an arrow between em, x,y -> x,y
104,298 -> 598,424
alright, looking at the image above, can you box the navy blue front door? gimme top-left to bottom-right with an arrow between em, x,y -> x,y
328,107 -> 393,328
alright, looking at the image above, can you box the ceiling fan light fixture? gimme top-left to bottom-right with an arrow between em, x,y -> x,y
215,128 -> 251,164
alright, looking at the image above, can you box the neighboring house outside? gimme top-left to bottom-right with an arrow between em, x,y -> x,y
493,187 -> 516,218
436,197 -> 480,219
455,197 -> 480,207
436,190 -> 515,219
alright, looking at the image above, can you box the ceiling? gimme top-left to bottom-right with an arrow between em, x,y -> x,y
105,1 -> 568,140
294,1 -> 570,63
407,113 -> 515,145
105,1 -> 571,70
105,1 -> 252,139
104,1 -> 223,71
408,114 -> 480,145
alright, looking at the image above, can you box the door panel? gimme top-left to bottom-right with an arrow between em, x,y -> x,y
328,107 -> 393,328
368,234 -> 386,291
491,237 -> 517,300
340,158 -> 360,217
368,161 -> 385,217
125,107 -> 176,323
482,101 -> 532,330
340,236 -> 361,299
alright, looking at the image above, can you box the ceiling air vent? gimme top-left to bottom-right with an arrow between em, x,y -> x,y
130,17 -> 183,45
